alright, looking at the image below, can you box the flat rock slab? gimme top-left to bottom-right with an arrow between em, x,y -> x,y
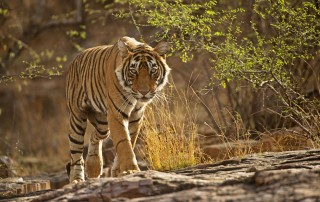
4,149 -> 320,201
0,178 -> 50,199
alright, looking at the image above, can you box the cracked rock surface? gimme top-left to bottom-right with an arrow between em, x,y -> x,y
2,149 -> 320,202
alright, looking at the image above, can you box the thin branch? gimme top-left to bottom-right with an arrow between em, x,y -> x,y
265,107 -> 312,137
189,86 -> 224,134
128,3 -> 144,42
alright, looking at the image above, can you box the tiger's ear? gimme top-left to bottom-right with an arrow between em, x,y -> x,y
118,38 -> 132,59
154,42 -> 171,57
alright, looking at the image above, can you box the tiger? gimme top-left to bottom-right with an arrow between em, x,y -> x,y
65,36 -> 171,183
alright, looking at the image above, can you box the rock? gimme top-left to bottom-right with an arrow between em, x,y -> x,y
0,156 -> 51,200
46,171 -> 69,190
0,177 -> 51,200
28,171 -> 69,190
31,170 -> 211,202
0,156 -> 17,178
2,149 -> 320,201
0,171 -> 68,201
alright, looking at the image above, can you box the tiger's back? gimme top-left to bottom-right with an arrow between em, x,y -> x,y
66,45 -> 117,114
66,37 -> 171,183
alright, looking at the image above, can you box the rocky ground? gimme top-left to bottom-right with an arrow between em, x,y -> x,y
0,149 -> 319,201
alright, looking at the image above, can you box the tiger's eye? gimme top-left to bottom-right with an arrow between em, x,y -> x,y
130,69 -> 136,73
129,65 -> 136,74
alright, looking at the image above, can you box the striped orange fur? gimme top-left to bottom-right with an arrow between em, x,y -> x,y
66,37 -> 171,183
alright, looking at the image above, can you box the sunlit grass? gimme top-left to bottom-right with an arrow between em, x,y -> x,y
139,83 -> 208,171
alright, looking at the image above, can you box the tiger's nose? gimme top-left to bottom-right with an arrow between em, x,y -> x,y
138,89 -> 149,96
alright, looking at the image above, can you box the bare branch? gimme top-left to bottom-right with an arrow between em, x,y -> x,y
1,0 -> 84,74
128,3 -> 144,42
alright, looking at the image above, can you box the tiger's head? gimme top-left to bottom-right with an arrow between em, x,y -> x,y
116,37 -> 171,103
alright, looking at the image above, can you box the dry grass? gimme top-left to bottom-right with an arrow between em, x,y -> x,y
206,111 -> 319,162
138,82 -> 319,171
204,111 -> 257,160
139,83 -> 208,171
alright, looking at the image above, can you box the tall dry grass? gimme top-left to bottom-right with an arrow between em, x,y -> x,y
205,110 -> 319,162
138,83 -> 208,171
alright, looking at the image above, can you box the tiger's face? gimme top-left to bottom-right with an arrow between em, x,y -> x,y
116,37 -> 171,103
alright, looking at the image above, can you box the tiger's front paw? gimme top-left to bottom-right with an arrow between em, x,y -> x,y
69,173 -> 85,183
119,168 -> 140,177
68,161 -> 85,183
71,179 -> 84,184
111,164 -> 140,177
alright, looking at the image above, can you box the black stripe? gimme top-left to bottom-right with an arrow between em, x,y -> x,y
94,82 -> 107,111
115,138 -> 129,152
70,117 -> 86,135
122,64 -> 127,85
134,56 -> 141,61
86,49 -> 99,90
121,55 -> 130,82
96,47 -> 110,80
145,55 -> 153,61
100,46 -> 114,79
69,108 -> 84,123
78,92 -> 86,111
92,51 -> 105,95
90,120 -> 97,128
113,79 -> 132,105
116,51 -> 130,88
67,77 -> 86,121
129,117 -> 141,124
130,131 -> 137,136
158,63 -> 166,86
69,134 -> 84,145
71,115 -> 86,130
97,129 -> 109,136
70,150 -> 83,154
89,49 -> 104,109
71,159 -> 82,166
95,118 -> 108,125
95,100 -> 104,112
133,106 -> 143,112
79,50 -> 89,64
71,123 -> 84,135
82,51 -> 92,87
93,48 -> 109,109
107,93 -> 129,119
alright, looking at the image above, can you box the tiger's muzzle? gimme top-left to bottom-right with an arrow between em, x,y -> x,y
132,66 -> 156,101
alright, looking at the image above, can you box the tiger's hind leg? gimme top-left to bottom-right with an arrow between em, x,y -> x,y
68,112 -> 87,183
85,112 -> 109,178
